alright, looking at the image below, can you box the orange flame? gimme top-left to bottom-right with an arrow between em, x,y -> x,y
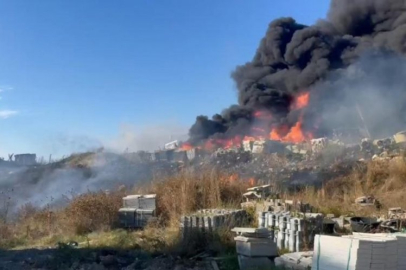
243,136 -> 256,142
248,178 -> 255,186
180,143 -> 194,151
267,91 -> 313,143
229,174 -> 238,183
269,119 -> 313,143
292,92 -> 310,110
281,121 -> 313,142
203,136 -> 242,151
182,92 -> 314,150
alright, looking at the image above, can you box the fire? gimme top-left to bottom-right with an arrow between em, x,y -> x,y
180,143 -> 194,151
228,174 -> 238,183
269,120 -> 313,143
248,177 -> 255,186
243,136 -> 256,142
204,136 -> 242,150
270,125 -> 290,141
182,92 -> 315,151
292,92 -> 310,110
268,91 -> 313,143
281,121 -> 313,142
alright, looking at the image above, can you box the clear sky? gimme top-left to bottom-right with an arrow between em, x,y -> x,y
0,0 -> 330,158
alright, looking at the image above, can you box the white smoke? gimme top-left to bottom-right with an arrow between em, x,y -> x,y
105,122 -> 188,152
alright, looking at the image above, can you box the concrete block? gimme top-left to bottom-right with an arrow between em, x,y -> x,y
277,231 -> 285,250
235,236 -> 278,257
275,251 -> 313,270
237,255 -> 274,270
258,212 -> 268,228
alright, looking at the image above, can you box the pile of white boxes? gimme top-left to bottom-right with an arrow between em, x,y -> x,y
350,233 -> 406,270
312,234 -> 406,270
232,227 -> 277,270
259,211 -> 323,252
180,209 -> 247,239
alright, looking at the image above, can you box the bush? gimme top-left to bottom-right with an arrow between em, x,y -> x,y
62,191 -> 123,235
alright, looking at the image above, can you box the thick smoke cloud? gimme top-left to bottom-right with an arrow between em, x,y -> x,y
189,0 -> 406,144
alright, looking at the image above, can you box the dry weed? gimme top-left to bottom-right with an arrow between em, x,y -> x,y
151,169 -> 248,227
291,158 -> 406,217
62,191 -> 123,235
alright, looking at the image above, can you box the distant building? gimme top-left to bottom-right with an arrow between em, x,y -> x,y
14,154 -> 37,166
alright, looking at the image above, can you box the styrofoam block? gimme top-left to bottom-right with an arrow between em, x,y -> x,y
235,236 -> 277,257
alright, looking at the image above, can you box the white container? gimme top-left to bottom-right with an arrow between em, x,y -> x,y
235,236 -> 278,257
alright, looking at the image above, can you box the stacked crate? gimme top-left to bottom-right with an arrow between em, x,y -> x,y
350,233 -> 406,270
232,227 -> 276,270
394,234 -> 406,270
313,234 -> 399,270
259,211 -> 323,252
180,209 -> 247,239
118,194 -> 156,229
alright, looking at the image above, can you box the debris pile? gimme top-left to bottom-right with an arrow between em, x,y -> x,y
354,196 -> 379,208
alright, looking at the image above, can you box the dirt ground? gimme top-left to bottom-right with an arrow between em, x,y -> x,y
0,247 -> 214,270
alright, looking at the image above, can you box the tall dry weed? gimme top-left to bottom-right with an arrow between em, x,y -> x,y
152,169 -> 249,227
62,191 -> 123,234
292,157 -> 406,216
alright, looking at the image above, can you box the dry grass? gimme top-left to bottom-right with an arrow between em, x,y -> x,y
0,191 -> 124,249
290,157 -> 406,217
7,157 -> 406,253
62,192 -> 123,234
0,169 -> 248,251
149,169 -> 249,227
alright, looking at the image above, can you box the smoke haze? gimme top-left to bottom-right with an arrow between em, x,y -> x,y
105,123 -> 188,152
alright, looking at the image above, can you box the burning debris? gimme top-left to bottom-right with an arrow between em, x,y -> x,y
183,0 -> 406,156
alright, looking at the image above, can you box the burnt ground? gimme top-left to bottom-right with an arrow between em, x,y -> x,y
0,246 -> 214,270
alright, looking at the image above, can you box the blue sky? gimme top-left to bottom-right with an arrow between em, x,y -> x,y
0,0 -> 330,158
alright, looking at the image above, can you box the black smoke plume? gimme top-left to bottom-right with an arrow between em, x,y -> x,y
189,0 -> 406,145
